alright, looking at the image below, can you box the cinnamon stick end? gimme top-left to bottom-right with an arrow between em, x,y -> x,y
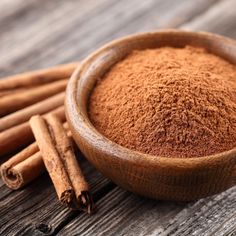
60,189 -> 74,206
1,165 -> 23,190
78,191 -> 94,214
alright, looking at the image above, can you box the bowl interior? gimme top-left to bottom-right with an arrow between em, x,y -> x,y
69,30 -> 236,168
78,31 -> 236,119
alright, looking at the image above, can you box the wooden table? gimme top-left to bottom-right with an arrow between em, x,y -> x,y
0,0 -> 236,235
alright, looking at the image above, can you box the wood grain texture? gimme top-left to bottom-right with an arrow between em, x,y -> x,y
58,186 -> 236,236
0,0 -> 219,76
154,187 -> 236,236
58,187 -> 184,236
181,0 -> 236,39
0,0 -> 236,235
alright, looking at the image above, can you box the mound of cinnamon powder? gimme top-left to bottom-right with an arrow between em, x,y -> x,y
89,46 -> 236,158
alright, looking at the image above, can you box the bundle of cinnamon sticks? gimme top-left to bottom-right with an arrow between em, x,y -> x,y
0,63 -> 93,213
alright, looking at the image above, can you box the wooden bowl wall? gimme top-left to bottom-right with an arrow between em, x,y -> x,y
65,30 -> 236,201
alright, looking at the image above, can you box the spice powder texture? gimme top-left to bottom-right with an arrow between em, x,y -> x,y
89,46 -> 236,158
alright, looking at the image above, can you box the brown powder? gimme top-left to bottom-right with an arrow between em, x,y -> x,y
88,46 -> 236,158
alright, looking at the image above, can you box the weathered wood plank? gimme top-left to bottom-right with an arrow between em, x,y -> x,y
0,0 -> 219,77
110,0 -> 220,33
0,0 -> 39,26
181,0 -> 236,39
154,187 -> 236,236
0,0 -> 137,76
58,187 -> 184,236
0,0 -> 112,76
58,187 -> 236,236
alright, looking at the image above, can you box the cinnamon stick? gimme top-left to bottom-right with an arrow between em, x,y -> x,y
0,88 -> 27,97
30,114 -> 93,212
0,106 -> 65,157
0,62 -> 77,91
0,79 -> 67,116
0,92 -> 65,131
0,124 -> 70,189
0,143 -> 43,189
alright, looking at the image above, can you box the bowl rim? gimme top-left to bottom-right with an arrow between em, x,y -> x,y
66,30 -> 236,169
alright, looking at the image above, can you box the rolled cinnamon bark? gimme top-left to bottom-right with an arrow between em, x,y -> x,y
30,115 -> 74,206
0,88 -> 27,97
0,143 -> 42,189
0,122 -> 33,157
0,106 -> 65,157
0,79 -> 67,116
30,114 -> 93,212
0,123 -> 71,190
46,114 -> 93,213
0,62 -> 77,91
0,92 -> 65,131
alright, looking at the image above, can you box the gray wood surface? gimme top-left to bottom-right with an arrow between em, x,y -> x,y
0,0 -> 236,235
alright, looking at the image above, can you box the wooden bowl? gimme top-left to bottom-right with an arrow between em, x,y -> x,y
65,30 -> 236,201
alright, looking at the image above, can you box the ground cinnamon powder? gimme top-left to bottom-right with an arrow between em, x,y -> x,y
89,46 -> 236,158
